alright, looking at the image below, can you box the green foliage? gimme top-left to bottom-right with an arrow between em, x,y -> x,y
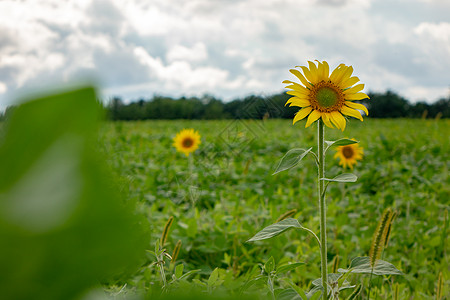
320,173 -> 358,183
324,138 -> 358,153
276,262 -> 305,274
247,218 -> 304,242
0,88 -> 150,300
98,118 -> 449,298
345,284 -> 361,300
273,148 -> 313,175
338,257 -> 403,276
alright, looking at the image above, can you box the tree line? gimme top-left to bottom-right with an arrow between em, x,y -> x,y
106,90 -> 449,120
1,90 -> 448,121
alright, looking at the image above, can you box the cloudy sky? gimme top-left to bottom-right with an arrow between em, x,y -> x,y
0,0 -> 449,109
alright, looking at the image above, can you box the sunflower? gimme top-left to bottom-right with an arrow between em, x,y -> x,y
284,60 -> 369,131
173,129 -> 201,156
334,141 -> 363,169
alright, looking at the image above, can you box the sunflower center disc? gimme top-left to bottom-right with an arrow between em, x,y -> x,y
182,138 -> 194,148
316,87 -> 339,108
342,146 -> 354,159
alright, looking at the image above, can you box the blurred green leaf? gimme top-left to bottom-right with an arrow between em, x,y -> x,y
0,87 -> 150,300
277,288 -> 303,300
276,262 -> 305,274
178,269 -> 201,281
264,256 -> 275,274
175,263 -> 184,279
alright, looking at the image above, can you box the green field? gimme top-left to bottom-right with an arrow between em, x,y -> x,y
100,118 -> 449,299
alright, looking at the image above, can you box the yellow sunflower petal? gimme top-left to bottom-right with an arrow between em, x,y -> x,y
345,101 -> 369,115
293,107 -> 312,124
341,106 -> 363,121
308,61 -> 319,83
286,90 -> 309,98
288,97 -> 310,107
299,66 -> 314,84
315,60 -> 329,82
330,111 -> 346,131
305,110 -> 322,128
315,60 -> 324,81
286,84 -> 310,94
336,66 -> 353,85
322,113 -> 334,128
330,64 -> 346,81
321,61 -> 330,80
289,69 -> 310,87
285,96 -> 296,106
344,83 -> 364,94
345,92 -> 369,101
340,76 -> 360,89
328,115 -> 340,129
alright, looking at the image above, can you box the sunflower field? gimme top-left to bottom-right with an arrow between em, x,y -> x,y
100,116 -> 449,299
1,87 -> 448,300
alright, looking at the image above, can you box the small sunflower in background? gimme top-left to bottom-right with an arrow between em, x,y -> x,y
284,60 -> 369,131
173,129 -> 201,156
334,141 -> 363,169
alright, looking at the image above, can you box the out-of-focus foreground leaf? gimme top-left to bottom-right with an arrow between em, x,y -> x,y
0,87 -> 150,300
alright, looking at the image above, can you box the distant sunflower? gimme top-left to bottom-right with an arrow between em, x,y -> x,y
173,129 -> 201,156
334,142 -> 363,169
284,60 -> 369,131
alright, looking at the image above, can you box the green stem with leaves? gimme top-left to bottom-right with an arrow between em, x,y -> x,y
318,120 -> 328,299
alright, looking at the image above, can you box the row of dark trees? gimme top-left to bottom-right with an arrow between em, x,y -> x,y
0,90 -> 448,121
107,90 -> 449,120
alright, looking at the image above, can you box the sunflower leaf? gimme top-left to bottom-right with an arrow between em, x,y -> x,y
325,139 -> 358,152
264,256 -> 275,274
247,218 -> 303,242
273,147 -> 313,175
277,288 -> 305,300
338,256 -> 403,276
276,262 -> 305,274
320,173 -> 357,183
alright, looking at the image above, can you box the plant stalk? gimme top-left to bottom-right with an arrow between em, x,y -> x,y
188,154 -> 194,183
158,259 -> 167,291
318,120 -> 328,299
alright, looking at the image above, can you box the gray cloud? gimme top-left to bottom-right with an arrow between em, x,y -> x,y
82,0 -> 124,35
316,0 -> 348,6
0,0 -> 449,110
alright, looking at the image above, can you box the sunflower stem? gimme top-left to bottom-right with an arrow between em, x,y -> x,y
188,153 -> 194,184
318,119 -> 328,299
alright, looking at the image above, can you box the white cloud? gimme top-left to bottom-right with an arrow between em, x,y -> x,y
0,82 -> 7,94
134,46 -> 233,92
0,0 -> 449,108
414,22 -> 450,44
413,22 -> 450,81
166,43 -> 208,63
123,2 -> 184,36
